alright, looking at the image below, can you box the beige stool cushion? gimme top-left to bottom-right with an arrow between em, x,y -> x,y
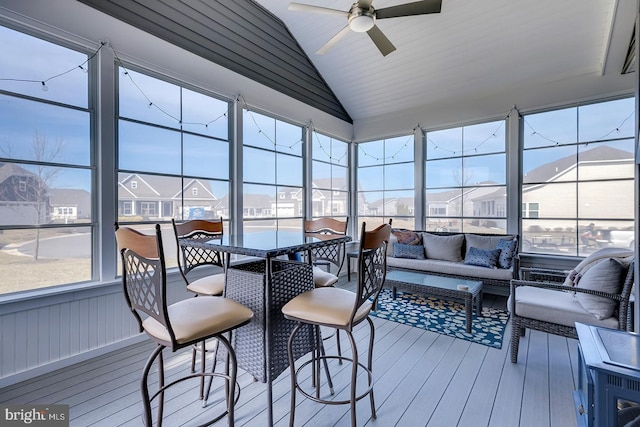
186,273 -> 225,296
143,296 -> 253,345
313,266 -> 339,287
282,287 -> 371,328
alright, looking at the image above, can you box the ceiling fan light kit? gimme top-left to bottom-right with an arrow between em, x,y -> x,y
288,0 -> 442,56
348,6 -> 375,32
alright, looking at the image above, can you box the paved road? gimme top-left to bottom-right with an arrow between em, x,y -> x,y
14,233 -> 92,259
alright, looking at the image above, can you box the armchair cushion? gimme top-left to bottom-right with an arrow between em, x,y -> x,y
575,257 -> 628,320
510,286 -> 619,329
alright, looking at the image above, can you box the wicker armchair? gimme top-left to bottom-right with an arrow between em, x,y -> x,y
509,252 -> 634,363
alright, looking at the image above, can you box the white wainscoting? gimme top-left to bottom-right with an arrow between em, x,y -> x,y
0,272 -> 194,387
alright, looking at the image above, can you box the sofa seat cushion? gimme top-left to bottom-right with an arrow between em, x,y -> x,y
508,286 -> 619,329
386,258 -> 513,281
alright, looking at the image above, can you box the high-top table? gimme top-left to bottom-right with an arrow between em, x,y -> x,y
179,230 -> 351,426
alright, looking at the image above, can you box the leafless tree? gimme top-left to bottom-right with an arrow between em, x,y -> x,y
0,131 -> 64,260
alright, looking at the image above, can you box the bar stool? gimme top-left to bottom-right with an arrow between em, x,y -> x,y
304,217 -> 348,275
282,221 -> 391,427
172,218 -> 227,388
304,218 -> 348,358
115,223 -> 253,426
172,218 -> 226,297
346,250 -> 358,281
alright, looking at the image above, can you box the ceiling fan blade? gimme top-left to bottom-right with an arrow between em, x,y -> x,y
367,25 -> 396,56
288,3 -> 348,17
316,25 -> 351,55
376,0 -> 442,19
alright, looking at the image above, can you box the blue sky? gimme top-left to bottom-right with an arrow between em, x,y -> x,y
0,25 -> 635,201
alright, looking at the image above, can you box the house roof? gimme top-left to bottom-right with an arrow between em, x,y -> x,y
0,162 -> 36,184
523,144 -> 634,183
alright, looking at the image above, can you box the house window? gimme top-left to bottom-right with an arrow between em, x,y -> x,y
140,202 -> 157,216
242,109 -> 303,234
357,135 -> 414,230
0,25 -> 93,294
522,202 -> 539,219
131,181 -> 137,189
424,119 -> 507,233
122,201 -> 132,215
430,206 -> 447,216
521,97 -> 635,256
192,188 -> 198,196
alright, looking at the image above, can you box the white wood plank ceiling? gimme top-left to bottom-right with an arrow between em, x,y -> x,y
256,0 -> 636,127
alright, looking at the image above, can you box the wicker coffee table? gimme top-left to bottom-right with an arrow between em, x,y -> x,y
385,270 -> 483,333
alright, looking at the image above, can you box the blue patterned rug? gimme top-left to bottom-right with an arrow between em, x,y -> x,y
371,289 -> 510,349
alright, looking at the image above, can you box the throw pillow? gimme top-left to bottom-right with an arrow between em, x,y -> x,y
422,233 -> 464,262
464,246 -> 500,269
576,257 -> 627,320
393,243 -> 426,260
465,234 -> 515,258
496,238 -> 518,269
391,229 -> 422,245
562,247 -> 634,287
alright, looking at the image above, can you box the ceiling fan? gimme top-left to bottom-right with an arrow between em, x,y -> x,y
288,0 -> 442,56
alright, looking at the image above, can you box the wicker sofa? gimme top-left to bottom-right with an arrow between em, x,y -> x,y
385,230 -> 520,296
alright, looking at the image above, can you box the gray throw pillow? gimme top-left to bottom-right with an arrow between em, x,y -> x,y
576,257 -> 627,320
422,233 -> 464,262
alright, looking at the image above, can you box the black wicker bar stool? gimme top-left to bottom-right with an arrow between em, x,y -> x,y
115,223 -> 253,426
282,221 -> 390,427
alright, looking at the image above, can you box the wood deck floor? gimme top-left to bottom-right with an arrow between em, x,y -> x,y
0,277 -> 579,427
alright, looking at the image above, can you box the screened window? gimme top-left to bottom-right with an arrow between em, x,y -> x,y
117,66 -> 231,266
424,120 -> 506,233
0,25 -> 93,294
521,97 -> 635,255
242,110 -> 304,240
357,135 -> 414,230
311,131 -> 349,220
